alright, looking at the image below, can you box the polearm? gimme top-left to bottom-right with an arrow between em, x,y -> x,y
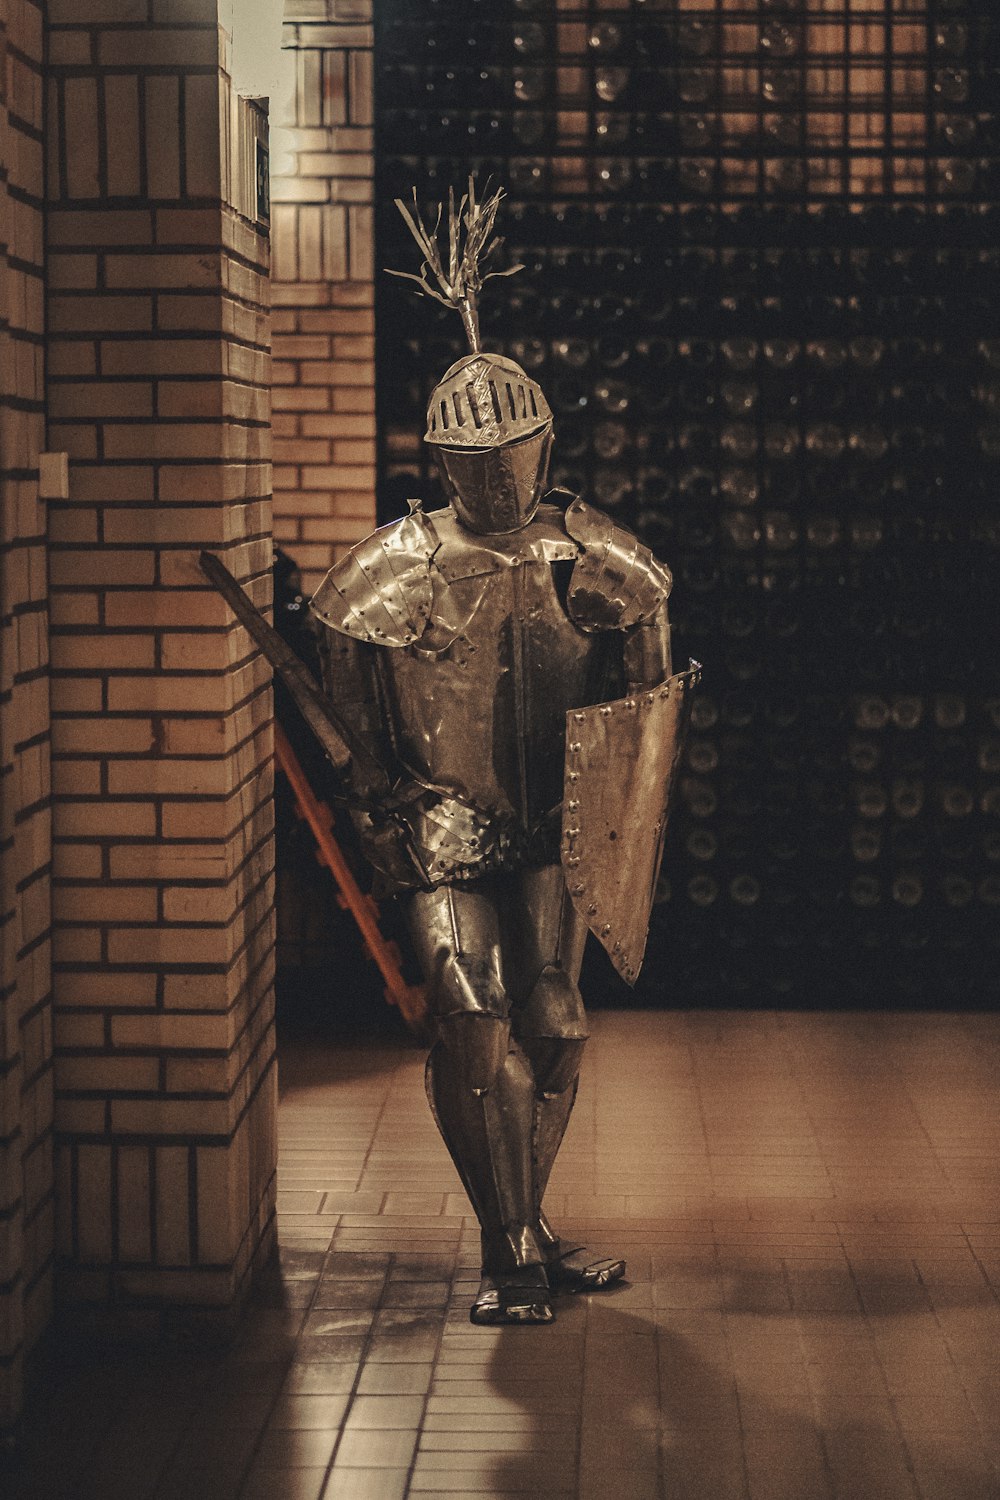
273,720 -> 427,1032
201,551 -> 430,1025
198,550 -> 389,795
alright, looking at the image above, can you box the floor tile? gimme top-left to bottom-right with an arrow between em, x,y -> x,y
252,1427 -> 339,1469
267,1394 -> 351,1430
323,1470 -> 410,1500
356,1363 -> 434,1395
345,1394 -> 427,1429
241,1467 -> 328,1500
333,1427 -> 419,1467
10,1012 -> 1000,1500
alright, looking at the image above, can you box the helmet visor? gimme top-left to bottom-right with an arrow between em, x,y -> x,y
435,426 -> 553,533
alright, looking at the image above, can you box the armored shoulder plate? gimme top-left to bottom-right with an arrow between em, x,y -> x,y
310,503 -> 439,647
564,498 -> 672,632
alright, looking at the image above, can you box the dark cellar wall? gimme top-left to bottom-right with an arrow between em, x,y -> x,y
371,0 -> 1000,1010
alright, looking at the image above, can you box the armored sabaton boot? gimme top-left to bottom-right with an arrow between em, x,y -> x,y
426,1009 -> 553,1325
516,960 -> 626,1295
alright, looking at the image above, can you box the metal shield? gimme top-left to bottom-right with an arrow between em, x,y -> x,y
561,664 -> 700,985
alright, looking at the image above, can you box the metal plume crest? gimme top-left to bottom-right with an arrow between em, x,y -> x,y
386,177 -> 523,355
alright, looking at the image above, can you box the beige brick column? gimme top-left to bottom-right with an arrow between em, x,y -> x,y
0,0 -> 53,1428
45,0 -> 276,1315
270,0 -> 375,595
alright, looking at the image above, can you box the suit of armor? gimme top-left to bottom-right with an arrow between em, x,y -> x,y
310,351 -> 685,1323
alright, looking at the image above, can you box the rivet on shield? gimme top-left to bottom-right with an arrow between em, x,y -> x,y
625,699 -> 636,711
587,903 -> 598,915
569,742 -> 581,753
573,884 -> 585,896
600,706 -> 612,717
567,856 -> 580,868
568,772 -> 579,783
574,712 -> 585,722
568,800 -> 579,812
601,923 -> 611,937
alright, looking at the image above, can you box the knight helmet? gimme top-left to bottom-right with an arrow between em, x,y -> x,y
425,352 -> 553,534
389,182 -> 557,534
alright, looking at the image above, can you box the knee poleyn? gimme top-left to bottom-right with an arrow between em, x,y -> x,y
516,965 -> 589,1097
434,1013 -> 511,1096
519,1035 -> 587,1098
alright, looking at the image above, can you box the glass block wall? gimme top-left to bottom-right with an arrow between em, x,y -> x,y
374,0 -> 1000,1008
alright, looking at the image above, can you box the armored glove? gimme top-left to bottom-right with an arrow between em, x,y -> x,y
354,781 -> 505,890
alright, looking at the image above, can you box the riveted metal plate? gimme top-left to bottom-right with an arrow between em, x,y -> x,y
310,504 -> 440,646
564,498 -> 673,632
561,662 -> 700,984
431,502 -> 580,581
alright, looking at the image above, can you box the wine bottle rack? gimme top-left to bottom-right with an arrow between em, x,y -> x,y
374,0 -> 1000,1008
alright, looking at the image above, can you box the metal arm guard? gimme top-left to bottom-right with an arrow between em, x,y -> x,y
623,608 -> 673,691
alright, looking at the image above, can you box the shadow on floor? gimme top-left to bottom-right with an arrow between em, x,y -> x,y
484,1293 -> 995,1500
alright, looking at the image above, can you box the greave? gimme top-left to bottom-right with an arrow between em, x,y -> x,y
532,1077 -> 579,1259
425,1037 -> 544,1276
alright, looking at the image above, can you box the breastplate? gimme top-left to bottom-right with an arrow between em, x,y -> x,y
380,512 -> 623,843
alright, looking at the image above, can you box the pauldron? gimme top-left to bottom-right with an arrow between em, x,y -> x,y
564,498 -> 672,632
310,502 -> 438,646
310,494 -> 670,650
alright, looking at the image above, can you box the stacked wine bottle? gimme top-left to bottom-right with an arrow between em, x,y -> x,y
374,0 -> 1000,1008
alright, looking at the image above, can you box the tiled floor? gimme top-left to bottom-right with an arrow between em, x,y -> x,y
8,1009 -> 1000,1499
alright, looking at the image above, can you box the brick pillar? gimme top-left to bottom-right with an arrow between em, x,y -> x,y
0,0 -> 54,1427
270,0 -> 375,595
45,1 -> 277,1316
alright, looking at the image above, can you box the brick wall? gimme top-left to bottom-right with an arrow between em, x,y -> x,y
0,0 -> 53,1429
45,0 -> 277,1319
270,0 -> 375,596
